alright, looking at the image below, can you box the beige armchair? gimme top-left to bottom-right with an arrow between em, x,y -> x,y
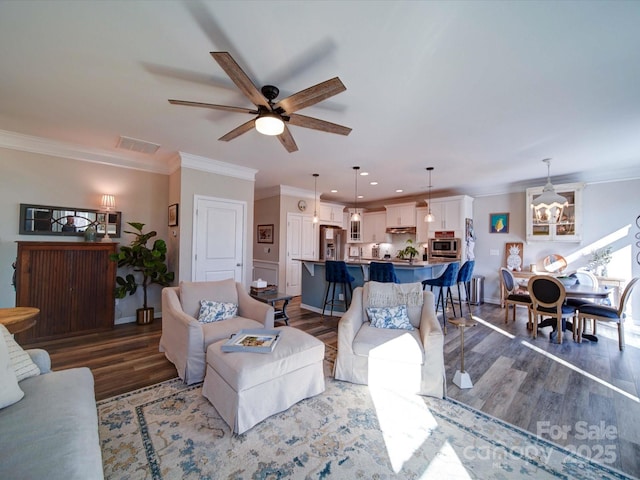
160,279 -> 274,384
334,282 -> 446,398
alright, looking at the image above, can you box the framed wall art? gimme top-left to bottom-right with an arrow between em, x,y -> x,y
490,212 -> 509,233
257,224 -> 274,244
168,203 -> 179,227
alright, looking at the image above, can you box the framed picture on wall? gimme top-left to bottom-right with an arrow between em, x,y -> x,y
257,224 -> 274,244
168,203 -> 179,227
490,212 -> 509,233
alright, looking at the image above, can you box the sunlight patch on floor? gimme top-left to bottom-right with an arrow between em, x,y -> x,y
521,340 -> 640,403
470,314 -> 516,339
418,441 -> 473,479
369,386 -> 439,473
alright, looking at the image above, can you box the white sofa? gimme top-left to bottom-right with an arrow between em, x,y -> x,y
160,279 -> 274,384
0,343 -> 103,479
334,282 -> 446,398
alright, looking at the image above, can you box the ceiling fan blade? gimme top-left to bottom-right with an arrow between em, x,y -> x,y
218,119 -> 256,142
169,99 -> 257,115
274,77 -> 346,114
288,113 -> 352,136
277,125 -> 299,153
211,52 -> 270,109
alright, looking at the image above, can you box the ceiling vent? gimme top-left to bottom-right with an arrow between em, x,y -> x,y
116,136 -> 160,155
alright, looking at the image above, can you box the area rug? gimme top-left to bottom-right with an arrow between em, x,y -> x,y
98,377 -> 634,480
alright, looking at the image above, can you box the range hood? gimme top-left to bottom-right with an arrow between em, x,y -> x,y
385,226 -> 417,234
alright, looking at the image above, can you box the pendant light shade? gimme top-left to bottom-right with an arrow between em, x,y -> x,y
255,112 -> 285,136
312,173 -> 319,224
424,167 -> 435,223
531,158 -> 568,224
351,166 -> 360,221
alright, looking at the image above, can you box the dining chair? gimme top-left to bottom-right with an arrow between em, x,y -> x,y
368,261 -> 399,283
456,260 -> 475,316
422,262 -> 460,332
576,277 -> 638,351
566,268 -> 600,333
500,267 -> 532,328
528,275 -> 577,344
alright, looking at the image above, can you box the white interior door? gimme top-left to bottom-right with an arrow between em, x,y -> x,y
193,196 -> 245,283
286,213 -> 302,296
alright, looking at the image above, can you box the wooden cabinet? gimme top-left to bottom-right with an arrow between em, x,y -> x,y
319,202 -> 345,227
428,195 -> 474,238
14,241 -> 117,344
526,182 -> 584,243
385,202 -> 416,227
363,211 -> 387,243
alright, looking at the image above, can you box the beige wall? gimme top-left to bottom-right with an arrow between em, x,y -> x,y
0,148 -> 169,320
253,195 -> 280,263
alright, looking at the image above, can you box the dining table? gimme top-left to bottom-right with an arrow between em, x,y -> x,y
538,284 -> 611,342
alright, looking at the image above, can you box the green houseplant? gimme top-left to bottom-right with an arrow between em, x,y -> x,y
398,238 -> 420,263
109,222 -> 175,324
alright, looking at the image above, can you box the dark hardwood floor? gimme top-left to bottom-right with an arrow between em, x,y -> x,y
24,297 -> 640,477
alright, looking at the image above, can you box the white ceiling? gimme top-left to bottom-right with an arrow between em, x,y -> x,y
1,0 -> 640,205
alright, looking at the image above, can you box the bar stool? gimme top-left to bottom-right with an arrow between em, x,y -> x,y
369,261 -> 399,283
456,260 -> 475,315
422,262 -> 460,333
322,261 -> 354,317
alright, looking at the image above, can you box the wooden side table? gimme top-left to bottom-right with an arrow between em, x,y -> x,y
0,307 -> 40,334
249,292 -> 293,325
449,317 -> 477,389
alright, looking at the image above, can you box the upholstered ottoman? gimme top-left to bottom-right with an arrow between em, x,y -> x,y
202,326 -> 325,434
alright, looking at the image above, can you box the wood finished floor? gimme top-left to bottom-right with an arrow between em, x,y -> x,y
27,298 -> 640,477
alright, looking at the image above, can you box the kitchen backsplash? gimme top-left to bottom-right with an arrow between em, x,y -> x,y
348,233 -> 428,259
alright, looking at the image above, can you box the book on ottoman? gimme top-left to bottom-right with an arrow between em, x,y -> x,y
221,329 -> 281,353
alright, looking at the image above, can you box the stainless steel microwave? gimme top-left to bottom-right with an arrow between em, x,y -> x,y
429,238 -> 461,258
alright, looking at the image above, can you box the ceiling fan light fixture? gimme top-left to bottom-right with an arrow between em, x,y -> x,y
255,112 -> 284,136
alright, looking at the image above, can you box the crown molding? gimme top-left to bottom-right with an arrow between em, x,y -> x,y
0,129 -> 171,174
178,152 -> 257,181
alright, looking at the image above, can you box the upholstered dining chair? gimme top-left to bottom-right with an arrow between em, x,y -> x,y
369,261 -> 399,283
422,262 -> 459,333
528,275 -> 577,344
456,260 -> 475,316
576,277 -> 638,351
500,267 -> 532,328
566,268 -> 600,333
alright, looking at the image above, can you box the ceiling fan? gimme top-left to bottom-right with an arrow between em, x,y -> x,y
169,52 -> 351,153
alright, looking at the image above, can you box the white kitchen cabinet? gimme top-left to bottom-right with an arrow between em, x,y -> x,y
526,182 -> 583,243
319,202 -> 345,227
385,202 -> 416,227
362,211 -> 387,243
427,195 -> 474,238
415,206 -> 429,243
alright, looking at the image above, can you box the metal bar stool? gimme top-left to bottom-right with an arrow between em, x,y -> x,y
456,260 -> 475,315
422,262 -> 460,333
322,261 -> 354,317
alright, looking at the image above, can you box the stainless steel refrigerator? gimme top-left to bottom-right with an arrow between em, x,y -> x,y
319,226 -> 346,261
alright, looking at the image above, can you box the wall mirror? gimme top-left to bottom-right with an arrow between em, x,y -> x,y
19,203 -> 122,238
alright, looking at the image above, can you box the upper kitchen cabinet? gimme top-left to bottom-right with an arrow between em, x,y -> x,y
362,211 -> 387,243
385,202 -> 416,227
428,195 -> 474,238
526,182 -> 584,243
319,202 -> 345,227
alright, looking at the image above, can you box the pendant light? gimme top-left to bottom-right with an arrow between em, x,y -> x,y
424,167 -> 435,223
531,158 -> 568,224
351,166 -> 360,221
312,173 -> 319,224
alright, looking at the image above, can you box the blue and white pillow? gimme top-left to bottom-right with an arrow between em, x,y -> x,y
366,304 -> 415,330
198,300 -> 238,323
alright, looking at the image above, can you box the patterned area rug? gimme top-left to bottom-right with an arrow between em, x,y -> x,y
98,376 -> 633,479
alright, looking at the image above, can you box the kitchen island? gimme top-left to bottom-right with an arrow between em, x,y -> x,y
297,259 -> 455,315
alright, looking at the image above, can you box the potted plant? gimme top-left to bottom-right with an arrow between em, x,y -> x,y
109,222 -> 175,324
398,238 -> 420,264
